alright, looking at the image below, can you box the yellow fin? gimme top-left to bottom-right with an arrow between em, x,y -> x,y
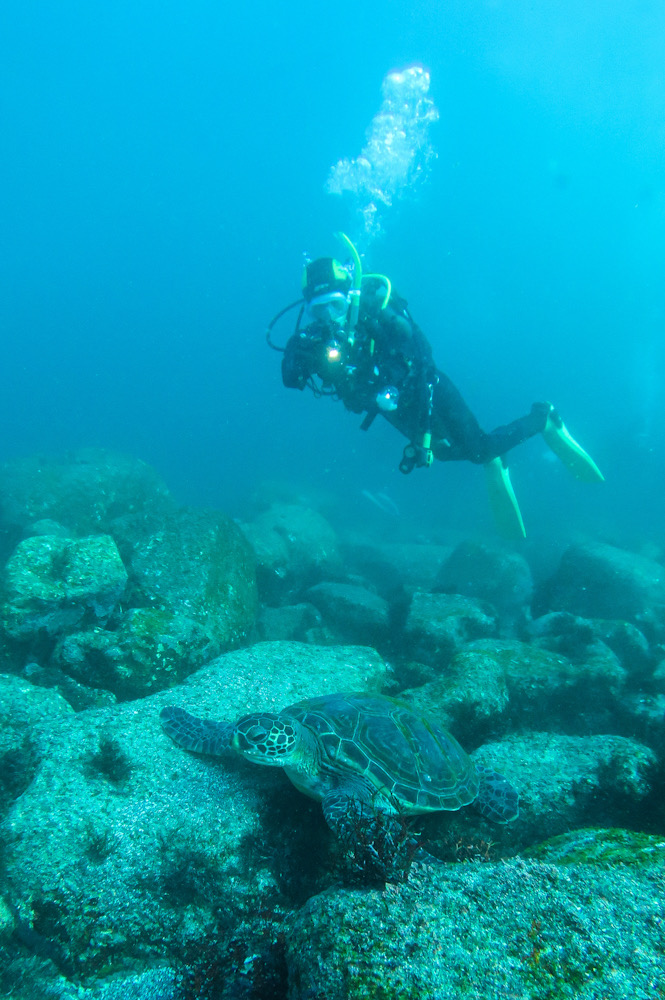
543,413 -> 604,483
484,458 -> 526,539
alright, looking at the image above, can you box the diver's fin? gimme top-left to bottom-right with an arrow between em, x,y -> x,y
484,457 -> 526,539
542,408 -> 604,483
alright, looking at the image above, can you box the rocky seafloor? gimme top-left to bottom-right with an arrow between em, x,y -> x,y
0,449 -> 664,999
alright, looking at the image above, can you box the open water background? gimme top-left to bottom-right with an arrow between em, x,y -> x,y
1,0 -> 663,548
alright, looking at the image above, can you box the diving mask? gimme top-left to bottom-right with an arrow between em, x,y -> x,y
306,291 -> 350,326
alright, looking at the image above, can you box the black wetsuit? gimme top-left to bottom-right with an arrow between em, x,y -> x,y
282,280 -> 548,469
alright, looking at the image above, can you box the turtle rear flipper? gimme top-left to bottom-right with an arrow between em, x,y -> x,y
473,764 -> 519,824
160,706 -> 232,756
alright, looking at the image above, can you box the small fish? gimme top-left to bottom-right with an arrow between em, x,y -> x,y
361,489 -> 400,516
375,492 -> 400,516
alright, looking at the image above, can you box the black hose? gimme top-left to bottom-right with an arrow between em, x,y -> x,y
265,299 -> 304,351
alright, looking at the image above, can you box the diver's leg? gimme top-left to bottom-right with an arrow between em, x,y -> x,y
430,374 -> 545,464
432,386 -> 603,481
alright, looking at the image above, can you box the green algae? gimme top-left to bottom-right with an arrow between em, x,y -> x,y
523,826 -> 665,870
203,521 -> 258,634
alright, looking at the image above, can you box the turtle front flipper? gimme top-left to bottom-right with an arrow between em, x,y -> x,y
160,706 -> 233,756
322,789 -> 367,840
322,790 -> 420,880
473,764 -> 519,824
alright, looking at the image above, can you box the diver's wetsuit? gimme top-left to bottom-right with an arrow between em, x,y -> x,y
282,280 -> 548,469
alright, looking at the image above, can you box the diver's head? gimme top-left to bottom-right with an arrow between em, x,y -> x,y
302,257 -> 352,326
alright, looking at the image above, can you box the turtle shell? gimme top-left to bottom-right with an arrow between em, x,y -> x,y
284,692 -> 480,813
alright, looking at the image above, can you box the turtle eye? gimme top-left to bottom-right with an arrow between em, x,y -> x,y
245,725 -> 269,743
233,723 -> 271,753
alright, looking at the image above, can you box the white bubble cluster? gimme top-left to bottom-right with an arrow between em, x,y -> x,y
325,65 -> 439,244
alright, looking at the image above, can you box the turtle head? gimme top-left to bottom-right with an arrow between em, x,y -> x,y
231,713 -> 303,766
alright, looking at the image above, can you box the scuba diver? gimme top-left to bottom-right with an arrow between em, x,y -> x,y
266,233 -> 604,537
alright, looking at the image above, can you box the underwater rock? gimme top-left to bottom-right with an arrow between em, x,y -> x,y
0,449 -> 175,542
404,638 -> 626,744
167,640 -> 389,717
653,658 -> 665,692
474,636 -> 627,727
240,503 -> 341,605
473,730 -> 658,843
123,508 -> 256,625
0,898 -> 15,953
304,582 -> 390,646
0,452 -> 257,697
1,642 -> 387,976
285,850 -> 665,999
2,534 -> 128,640
84,967 -> 177,999
20,658 -> 118,712
256,601 -> 322,642
0,674 -> 73,752
44,508 -> 258,701
435,539 -> 533,628
51,506 -> 258,699
340,537 -> 453,596
592,619 -> 654,677
529,612 -> 655,682
0,894 -> 14,939
0,673 -> 72,815
539,540 -> 665,631
1,694 -> 272,977
402,659 -> 505,740
54,608 -> 222,699
403,592 -> 498,671
4,505 -> 256,699
617,691 -> 665,759
23,518 -> 74,539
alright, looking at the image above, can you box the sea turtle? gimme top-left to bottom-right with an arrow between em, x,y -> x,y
160,692 -> 519,864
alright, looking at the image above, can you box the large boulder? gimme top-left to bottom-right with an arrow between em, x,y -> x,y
1,534 -> 128,640
240,503 -> 341,605
435,539 -> 533,628
340,538 -> 453,596
528,612 -> 655,681
304,582 -> 390,647
121,507 -> 257,643
420,730 -> 658,862
539,541 -> 665,631
286,839 -> 665,999
161,640 -> 389,720
54,608 -> 218,699
0,673 -> 72,816
255,602 -> 322,643
0,642 -> 388,979
3,690 -> 271,981
52,508 -> 258,699
0,449 -> 174,544
404,638 -> 626,744
403,592 -> 498,670
0,451 -> 259,699
471,730 -> 658,845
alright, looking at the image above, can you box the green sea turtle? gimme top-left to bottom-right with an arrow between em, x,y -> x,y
160,692 -> 519,863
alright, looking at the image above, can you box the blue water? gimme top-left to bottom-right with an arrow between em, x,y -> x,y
1,0 -> 663,543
